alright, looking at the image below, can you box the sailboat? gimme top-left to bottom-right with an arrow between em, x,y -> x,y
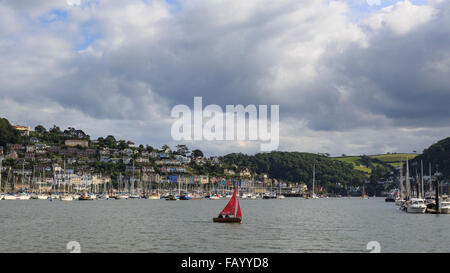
213,186 -> 242,223
360,184 -> 369,199
311,164 -> 319,199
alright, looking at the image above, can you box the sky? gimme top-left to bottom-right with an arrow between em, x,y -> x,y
1,0 -> 450,156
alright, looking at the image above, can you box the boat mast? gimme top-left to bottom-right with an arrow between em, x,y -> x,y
312,164 -> 315,197
63,160 -> 66,194
399,161 -> 403,200
119,173 -> 122,193
421,160 -> 424,199
279,180 -> 281,196
0,156 -> 2,193
32,164 -> 35,193
429,162 -> 432,193
22,161 -> 24,192
405,157 -> 410,200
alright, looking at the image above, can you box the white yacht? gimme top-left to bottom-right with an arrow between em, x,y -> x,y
115,194 -> 129,200
98,193 -> 110,200
129,194 -> 141,199
439,201 -> 450,214
4,194 -> 17,200
406,198 -> 427,214
209,194 -> 221,200
147,193 -> 160,200
249,193 -> 258,199
61,195 -> 74,201
37,194 -> 49,200
240,193 -> 250,199
18,193 -> 31,200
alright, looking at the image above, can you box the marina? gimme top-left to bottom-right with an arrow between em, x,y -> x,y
2,197 -> 450,253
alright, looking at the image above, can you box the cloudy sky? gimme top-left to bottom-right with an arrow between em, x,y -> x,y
1,0 -> 450,156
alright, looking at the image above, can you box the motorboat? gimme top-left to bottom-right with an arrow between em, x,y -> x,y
78,193 -> 95,201
209,194 -> 221,200
406,198 -> 427,214
18,193 -> 31,200
3,194 -> 17,200
128,194 -> 141,199
61,195 -> 74,201
147,193 -> 160,200
165,195 -> 178,201
439,201 -> 450,214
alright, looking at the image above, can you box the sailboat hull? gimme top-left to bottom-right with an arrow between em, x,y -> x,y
213,217 -> 241,223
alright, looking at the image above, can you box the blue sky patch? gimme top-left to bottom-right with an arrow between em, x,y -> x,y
40,9 -> 69,24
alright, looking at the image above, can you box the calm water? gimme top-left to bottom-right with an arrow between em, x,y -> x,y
1,197 -> 450,253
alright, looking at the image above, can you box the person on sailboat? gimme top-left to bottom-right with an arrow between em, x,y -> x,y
218,214 -> 223,218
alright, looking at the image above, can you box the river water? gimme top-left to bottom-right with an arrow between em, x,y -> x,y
1,197 -> 449,253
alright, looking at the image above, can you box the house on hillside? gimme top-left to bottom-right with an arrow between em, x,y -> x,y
65,139 -> 89,148
13,125 -> 31,136
240,168 -> 251,178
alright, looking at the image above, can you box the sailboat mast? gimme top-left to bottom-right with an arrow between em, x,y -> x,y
399,161 -> 403,199
132,159 -> 135,195
421,160 -> 424,198
22,161 -> 24,191
279,180 -> 281,196
312,164 -> 315,197
406,157 -> 410,199
63,160 -> 66,194
178,175 -> 180,196
0,156 -> 2,193
429,162 -> 432,193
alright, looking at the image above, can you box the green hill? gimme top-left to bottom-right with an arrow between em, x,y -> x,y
221,152 -> 367,193
414,137 -> 450,179
369,153 -> 418,167
331,153 -> 419,178
0,117 -> 20,150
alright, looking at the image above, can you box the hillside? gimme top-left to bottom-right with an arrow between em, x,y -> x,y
331,153 -> 419,174
221,152 -> 367,193
414,137 -> 450,179
0,118 -> 20,149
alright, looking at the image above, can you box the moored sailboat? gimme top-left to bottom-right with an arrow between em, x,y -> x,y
213,186 -> 242,223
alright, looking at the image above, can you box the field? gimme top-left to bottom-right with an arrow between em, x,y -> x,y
331,153 -> 419,174
368,153 -> 419,167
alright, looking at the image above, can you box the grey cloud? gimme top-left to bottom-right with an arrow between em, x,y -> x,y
1,0 -> 450,156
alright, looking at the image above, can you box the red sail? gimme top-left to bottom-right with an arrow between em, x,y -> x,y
220,187 -> 236,215
236,199 -> 242,219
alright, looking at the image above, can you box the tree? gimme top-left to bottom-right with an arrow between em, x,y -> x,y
104,135 -> 117,148
49,125 -> 61,134
118,140 -> 128,150
146,145 -> 155,152
176,144 -> 189,156
192,149 -> 204,158
0,118 -> 19,149
161,144 -> 170,152
34,125 -> 47,134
